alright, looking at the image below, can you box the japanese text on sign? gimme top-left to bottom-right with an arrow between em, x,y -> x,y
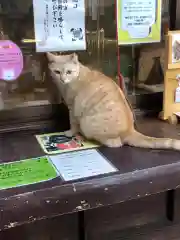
117,0 -> 161,44
122,0 -> 156,38
33,0 -> 86,52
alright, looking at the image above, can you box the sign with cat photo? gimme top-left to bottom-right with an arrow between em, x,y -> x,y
166,31 -> 180,70
35,132 -> 99,155
32,0 -> 86,52
159,31 -> 180,125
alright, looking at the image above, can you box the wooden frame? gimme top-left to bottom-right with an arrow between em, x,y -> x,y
159,31 -> 180,124
166,30 -> 180,70
0,103 -> 69,133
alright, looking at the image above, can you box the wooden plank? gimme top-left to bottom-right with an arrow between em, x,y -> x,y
0,214 -> 78,240
85,193 -> 166,239
173,188 -> 180,221
86,221 -> 180,240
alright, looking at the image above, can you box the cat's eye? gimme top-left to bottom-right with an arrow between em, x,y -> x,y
66,70 -> 72,74
54,70 -> 61,74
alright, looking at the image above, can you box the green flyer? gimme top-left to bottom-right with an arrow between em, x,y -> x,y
117,0 -> 162,45
0,156 -> 58,190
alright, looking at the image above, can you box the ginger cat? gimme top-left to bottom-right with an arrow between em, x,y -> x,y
47,52 -> 180,150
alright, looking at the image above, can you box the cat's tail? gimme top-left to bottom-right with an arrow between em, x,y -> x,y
123,130 -> 180,150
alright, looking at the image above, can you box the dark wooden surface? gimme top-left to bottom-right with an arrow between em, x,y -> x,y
85,193 -> 167,240
0,214 -> 78,240
173,189 -> 180,221
85,191 -> 180,240
87,220 -> 180,240
1,117 -> 180,232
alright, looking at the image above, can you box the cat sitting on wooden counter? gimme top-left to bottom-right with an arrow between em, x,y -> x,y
47,52 -> 180,150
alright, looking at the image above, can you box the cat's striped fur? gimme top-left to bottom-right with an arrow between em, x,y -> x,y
47,52 -> 180,150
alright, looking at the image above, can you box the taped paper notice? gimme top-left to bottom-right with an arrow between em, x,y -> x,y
33,0 -> 86,52
117,0 -> 162,45
50,149 -> 117,181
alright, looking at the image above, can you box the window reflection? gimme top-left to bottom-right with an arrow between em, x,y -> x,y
0,0 -> 171,111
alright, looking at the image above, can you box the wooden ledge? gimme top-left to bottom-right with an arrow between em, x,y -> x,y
0,118 -> 180,230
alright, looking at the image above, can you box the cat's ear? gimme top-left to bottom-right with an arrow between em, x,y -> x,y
70,53 -> 78,63
46,52 -> 57,62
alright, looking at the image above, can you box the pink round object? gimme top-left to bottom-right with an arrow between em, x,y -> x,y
0,40 -> 23,81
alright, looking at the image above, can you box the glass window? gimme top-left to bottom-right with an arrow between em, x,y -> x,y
124,0 -> 170,98
0,0 -> 172,123
0,1 -> 48,110
0,0 -> 118,113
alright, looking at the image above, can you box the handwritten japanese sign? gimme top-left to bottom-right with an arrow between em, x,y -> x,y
117,0 -> 162,45
33,0 -> 86,52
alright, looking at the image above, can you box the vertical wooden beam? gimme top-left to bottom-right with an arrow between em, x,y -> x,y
169,0 -> 177,30
166,189 -> 175,221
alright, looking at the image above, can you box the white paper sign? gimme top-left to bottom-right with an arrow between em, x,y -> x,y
33,0 -> 86,52
49,149 -> 117,181
121,0 -> 156,39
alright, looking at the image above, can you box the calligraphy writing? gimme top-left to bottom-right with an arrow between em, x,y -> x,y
72,0 -> 78,8
123,1 -> 155,28
44,4 -> 49,40
33,0 -> 86,52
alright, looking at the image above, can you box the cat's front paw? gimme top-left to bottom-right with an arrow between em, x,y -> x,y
64,130 -> 74,137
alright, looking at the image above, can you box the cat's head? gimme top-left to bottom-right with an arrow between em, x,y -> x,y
47,52 -> 80,84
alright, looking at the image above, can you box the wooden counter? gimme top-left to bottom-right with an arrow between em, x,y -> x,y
0,118 -> 179,235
